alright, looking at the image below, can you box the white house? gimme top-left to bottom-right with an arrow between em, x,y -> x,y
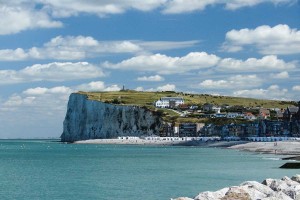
155,97 -> 184,108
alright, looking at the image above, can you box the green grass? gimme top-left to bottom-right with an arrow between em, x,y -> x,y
78,90 -> 295,109
77,90 -> 296,124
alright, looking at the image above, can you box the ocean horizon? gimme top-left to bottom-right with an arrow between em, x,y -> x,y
0,139 -> 298,200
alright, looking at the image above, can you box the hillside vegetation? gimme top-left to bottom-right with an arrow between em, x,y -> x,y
78,90 -> 295,109
77,90 -> 296,124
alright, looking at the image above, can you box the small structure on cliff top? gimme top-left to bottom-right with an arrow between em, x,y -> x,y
155,97 -> 184,108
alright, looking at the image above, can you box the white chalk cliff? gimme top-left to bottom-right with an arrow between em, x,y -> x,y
61,93 -> 163,142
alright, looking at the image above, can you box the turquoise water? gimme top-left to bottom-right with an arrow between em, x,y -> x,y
0,140 -> 298,200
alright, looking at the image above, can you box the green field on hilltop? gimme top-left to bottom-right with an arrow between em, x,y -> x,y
78,90 -> 295,109
77,90 -> 296,124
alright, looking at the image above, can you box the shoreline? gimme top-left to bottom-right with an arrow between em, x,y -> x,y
73,137 -> 248,147
74,137 -> 300,158
228,141 -> 300,156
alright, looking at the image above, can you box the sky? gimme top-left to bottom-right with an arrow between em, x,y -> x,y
0,0 -> 299,138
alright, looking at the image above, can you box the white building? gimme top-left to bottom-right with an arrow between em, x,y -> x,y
155,97 -> 184,108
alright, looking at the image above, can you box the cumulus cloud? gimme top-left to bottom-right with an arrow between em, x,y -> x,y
103,52 -> 220,74
271,71 -> 289,79
0,3 -> 62,35
157,84 -> 176,91
292,85 -> 300,91
0,62 -> 105,85
233,85 -> 289,100
134,84 -> 176,92
199,75 -> 262,89
0,80 -> 124,138
162,0 -> 294,13
39,0 -> 167,17
1,1 -> 294,35
23,86 -> 73,96
223,24 -> 300,55
0,48 -> 28,61
0,35 -> 199,61
77,81 -> 121,92
137,75 -> 164,82
218,55 -> 296,72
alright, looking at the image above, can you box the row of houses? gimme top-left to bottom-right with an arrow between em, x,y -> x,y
155,96 -> 300,120
159,102 -> 300,138
160,119 -> 300,138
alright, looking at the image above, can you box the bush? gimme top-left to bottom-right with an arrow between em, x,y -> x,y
112,98 -> 121,104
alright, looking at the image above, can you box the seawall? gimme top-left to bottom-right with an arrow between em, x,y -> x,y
61,93 -> 163,142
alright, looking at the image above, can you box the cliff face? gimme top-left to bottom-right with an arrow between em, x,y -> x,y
61,93 -> 163,142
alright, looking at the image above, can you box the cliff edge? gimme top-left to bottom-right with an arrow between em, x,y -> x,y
61,93 -> 163,142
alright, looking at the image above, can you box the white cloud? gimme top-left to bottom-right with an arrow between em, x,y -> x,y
104,85 -> 121,91
218,55 -> 296,72
157,84 -> 176,91
162,0 -> 294,13
2,86 -> 72,112
271,71 -> 289,79
135,87 -> 145,91
0,3 -> 62,35
0,85 -> 72,138
0,48 -> 28,61
292,85 -> 300,91
224,0 -> 294,10
0,62 -> 105,85
104,52 -> 220,74
0,36 -> 199,61
39,0 -> 167,17
233,85 -> 289,100
2,1 -> 294,35
0,80 -> 123,138
223,24 -> 300,55
134,84 -> 176,91
137,75 -> 164,82
199,74 -> 262,89
77,81 -> 121,92
23,86 -> 73,96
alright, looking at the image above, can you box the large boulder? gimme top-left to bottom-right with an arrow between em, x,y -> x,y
174,175 -> 300,200
194,188 -> 228,200
262,176 -> 300,199
292,175 -> 300,184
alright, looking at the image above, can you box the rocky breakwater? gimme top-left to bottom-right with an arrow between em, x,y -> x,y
173,174 -> 300,200
61,93 -> 163,142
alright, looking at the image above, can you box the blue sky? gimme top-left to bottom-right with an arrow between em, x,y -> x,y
0,0 -> 299,138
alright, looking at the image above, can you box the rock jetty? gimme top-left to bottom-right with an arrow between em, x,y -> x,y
173,174 -> 300,200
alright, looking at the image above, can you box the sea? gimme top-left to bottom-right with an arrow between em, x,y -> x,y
0,139 -> 298,200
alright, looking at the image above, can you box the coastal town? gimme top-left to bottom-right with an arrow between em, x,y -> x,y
154,96 -> 300,140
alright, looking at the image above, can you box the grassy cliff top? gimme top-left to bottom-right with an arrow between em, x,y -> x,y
78,90 -> 295,109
